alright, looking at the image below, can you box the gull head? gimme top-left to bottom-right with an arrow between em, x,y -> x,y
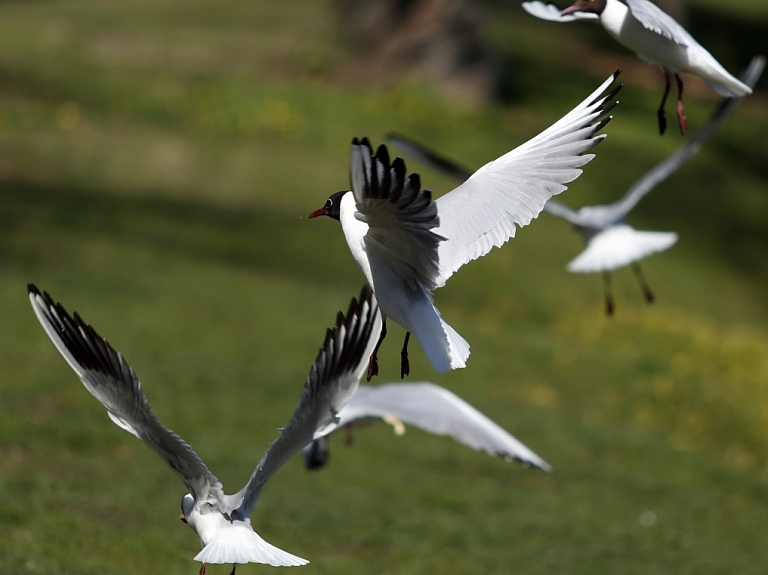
309,191 -> 346,221
179,492 -> 195,524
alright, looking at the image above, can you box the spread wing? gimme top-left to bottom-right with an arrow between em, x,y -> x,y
604,55 -> 765,220
329,382 -> 552,471
387,133 -> 587,227
234,286 -> 382,516
28,284 -> 225,508
432,71 -> 621,287
625,0 -> 695,46
349,137 -> 445,292
521,0 -> 599,22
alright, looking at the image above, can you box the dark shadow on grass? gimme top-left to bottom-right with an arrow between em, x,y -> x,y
0,180 -> 359,288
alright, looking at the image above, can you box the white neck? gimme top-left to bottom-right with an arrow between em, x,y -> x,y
339,192 -> 374,286
600,0 -> 629,38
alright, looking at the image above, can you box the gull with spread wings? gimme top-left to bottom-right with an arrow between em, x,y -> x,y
28,284 -> 381,575
310,72 -> 621,378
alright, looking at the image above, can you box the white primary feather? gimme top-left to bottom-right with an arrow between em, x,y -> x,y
322,382 -> 552,472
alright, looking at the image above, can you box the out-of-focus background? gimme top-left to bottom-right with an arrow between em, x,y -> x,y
1,0 -> 766,573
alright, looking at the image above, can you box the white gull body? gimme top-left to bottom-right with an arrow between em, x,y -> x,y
311,72 -> 621,375
303,381 -> 552,472
28,284 -> 381,573
522,0 -> 752,134
387,55 -> 764,313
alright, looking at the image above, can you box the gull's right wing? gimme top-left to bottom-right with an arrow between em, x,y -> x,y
28,284 -> 225,508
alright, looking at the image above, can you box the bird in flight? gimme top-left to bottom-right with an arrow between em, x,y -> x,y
310,72 -> 621,378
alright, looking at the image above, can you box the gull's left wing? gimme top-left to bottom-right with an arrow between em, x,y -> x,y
28,284 -> 226,509
625,0 -> 695,46
432,71 -> 621,287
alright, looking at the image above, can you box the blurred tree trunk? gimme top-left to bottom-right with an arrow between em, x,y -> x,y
333,0 -> 500,104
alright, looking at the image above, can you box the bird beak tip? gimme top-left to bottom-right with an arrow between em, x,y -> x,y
308,208 -> 327,219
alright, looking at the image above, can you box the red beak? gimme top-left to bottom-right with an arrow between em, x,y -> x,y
308,208 -> 328,219
561,4 -> 581,16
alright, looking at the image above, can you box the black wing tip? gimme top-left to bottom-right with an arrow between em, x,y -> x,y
311,285 -> 378,386
29,286 -> 124,377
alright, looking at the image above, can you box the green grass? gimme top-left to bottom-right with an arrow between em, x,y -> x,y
1,1 -> 767,574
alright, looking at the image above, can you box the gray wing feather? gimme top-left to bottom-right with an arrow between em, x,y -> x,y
234,286 -> 382,516
625,0 -> 695,46
605,55 -> 764,220
328,382 -> 552,471
28,284 -> 225,507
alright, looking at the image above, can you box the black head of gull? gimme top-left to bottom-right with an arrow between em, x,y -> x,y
561,0 -> 605,16
309,190 -> 345,221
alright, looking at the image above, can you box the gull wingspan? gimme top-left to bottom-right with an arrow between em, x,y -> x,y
28,284 -> 225,507
350,137 -> 444,292
386,133 -> 586,228
332,382 -> 552,471
522,1 -> 599,22
234,287 -> 382,516
432,72 -> 621,287
604,55 -> 765,221
625,0 -> 695,46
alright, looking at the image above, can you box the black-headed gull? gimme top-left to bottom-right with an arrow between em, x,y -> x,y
522,0 -> 753,135
28,284 -> 381,575
310,72 -> 621,378
387,55 -> 764,315
302,381 -> 552,472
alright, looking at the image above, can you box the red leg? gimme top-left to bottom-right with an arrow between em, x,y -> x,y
199,562 -> 206,575
657,69 -> 672,136
675,73 -> 687,135
400,332 -> 411,379
367,319 -> 387,381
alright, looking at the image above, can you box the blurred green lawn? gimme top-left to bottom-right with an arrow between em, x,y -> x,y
1,1 -> 767,574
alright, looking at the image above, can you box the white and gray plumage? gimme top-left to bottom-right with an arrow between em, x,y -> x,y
387,54 -> 763,315
310,72 -> 621,378
522,0 -> 753,135
28,284 -> 382,575
302,382 -> 552,472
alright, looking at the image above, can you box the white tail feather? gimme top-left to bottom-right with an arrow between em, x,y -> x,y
568,225 -> 677,273
194,524 -> 308,567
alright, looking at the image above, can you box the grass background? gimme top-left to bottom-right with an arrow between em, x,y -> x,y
1,0 -> 767,574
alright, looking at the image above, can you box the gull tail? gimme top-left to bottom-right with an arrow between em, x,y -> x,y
194,523 -> 309,567
568,226 -> 677,273
408,295 -> 470,373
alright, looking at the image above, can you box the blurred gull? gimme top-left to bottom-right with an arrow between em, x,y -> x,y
303,381 -> 552,472
310,72 -> 621,377
28,284 -> 381,575
387,54 -> 764,315
522,0 -> 753,135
